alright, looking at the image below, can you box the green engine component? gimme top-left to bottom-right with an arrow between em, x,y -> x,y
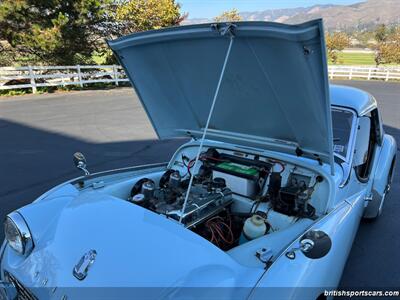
215,162 -> 259,178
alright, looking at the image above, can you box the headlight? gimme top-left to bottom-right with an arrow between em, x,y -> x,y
4,212 -> 34,256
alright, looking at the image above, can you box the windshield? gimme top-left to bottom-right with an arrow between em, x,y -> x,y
332,108 -> 355,161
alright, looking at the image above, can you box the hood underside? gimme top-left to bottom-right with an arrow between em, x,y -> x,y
108,20 -> 333,166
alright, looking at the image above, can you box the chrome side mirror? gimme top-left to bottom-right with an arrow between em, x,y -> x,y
286,230 -> 332,260
73,152 -> 90,176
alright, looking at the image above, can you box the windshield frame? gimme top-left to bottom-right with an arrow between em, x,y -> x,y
332,106 -> 357,163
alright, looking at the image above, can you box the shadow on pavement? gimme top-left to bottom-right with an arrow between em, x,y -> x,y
0,118 -> 186,242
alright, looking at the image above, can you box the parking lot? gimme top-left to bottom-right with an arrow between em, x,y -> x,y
0,80 -> 399,288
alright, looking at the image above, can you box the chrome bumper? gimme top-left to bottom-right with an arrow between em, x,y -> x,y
1,271 -> 37,300
1,243 -> 38,300
0,280 -> 17,300
0,241 -> 6,268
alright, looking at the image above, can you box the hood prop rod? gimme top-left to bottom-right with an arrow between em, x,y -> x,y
179,29 -> 235,224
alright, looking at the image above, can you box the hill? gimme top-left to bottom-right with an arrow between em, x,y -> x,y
183,0 -> 400,31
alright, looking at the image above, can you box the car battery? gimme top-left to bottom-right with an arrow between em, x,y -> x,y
212,162 -> 259,198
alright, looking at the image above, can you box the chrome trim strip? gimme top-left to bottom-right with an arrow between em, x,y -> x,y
332,106 -> 357,163
332,107 -> 358,188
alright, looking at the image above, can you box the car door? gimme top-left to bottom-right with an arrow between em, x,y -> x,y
359,108 -> 396,218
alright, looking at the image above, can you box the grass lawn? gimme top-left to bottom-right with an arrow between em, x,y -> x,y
329,52 -> 376,65
92,50 -> 398,67
90,50 -> 379,67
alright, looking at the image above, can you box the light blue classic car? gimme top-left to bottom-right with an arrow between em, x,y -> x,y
0,19 -> 397,300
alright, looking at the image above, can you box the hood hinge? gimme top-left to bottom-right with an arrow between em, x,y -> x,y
295,147 -> 304,157
313,154 -> 323,166
211,22 -> 237,37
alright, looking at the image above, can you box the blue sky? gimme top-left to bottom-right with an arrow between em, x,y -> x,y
179,0 -> 363,18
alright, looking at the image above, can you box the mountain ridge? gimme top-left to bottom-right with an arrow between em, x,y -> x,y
182,0 -> 400,31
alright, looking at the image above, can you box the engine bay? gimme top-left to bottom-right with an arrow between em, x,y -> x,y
127,147 -> 326,251
129,170 -> 233,228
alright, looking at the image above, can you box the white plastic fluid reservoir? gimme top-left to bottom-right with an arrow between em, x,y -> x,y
242,214 -> 267,242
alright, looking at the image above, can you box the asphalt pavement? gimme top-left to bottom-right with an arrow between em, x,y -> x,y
0,80 -> 399,288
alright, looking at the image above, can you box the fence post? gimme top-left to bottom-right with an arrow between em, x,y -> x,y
60,67 -> 66,88
349,67 -> 353,80
113,65 -> 119,86
329,67 -> 334,79
385,69 -> 390,81
28,65 -> 37,93
367,68 -> 372,80
77,65 -> 83,87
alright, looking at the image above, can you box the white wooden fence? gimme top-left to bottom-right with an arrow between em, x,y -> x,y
1,64 -> 399,94
328,65 -> 400,81
0,65 -> 129,93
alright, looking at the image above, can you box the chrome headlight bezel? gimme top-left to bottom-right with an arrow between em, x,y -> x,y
4,212 -> 34,256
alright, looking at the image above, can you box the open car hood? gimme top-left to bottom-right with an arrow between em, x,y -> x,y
108,19 -> 334,167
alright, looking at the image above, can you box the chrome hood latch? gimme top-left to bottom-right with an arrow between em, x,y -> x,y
73,249 -> 97,280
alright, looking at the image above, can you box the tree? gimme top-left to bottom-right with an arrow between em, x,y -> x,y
0,0 -> 112,65
0,0 -> 186,66
0,41 -> 16,67
214,9 -> 242,22
375,24 -> 388,43
325,32 -> 350,64
375,27 -> 400,65
96,0 -> 185,63
114,0 -> 185,35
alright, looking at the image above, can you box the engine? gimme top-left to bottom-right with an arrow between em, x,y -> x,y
127,147 -> 323,251
129,170 -> 233,228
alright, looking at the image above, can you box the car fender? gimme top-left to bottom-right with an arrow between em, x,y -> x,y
364,134 -> 396,218
249,191 -> 365,300
32,162 -> 168,204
